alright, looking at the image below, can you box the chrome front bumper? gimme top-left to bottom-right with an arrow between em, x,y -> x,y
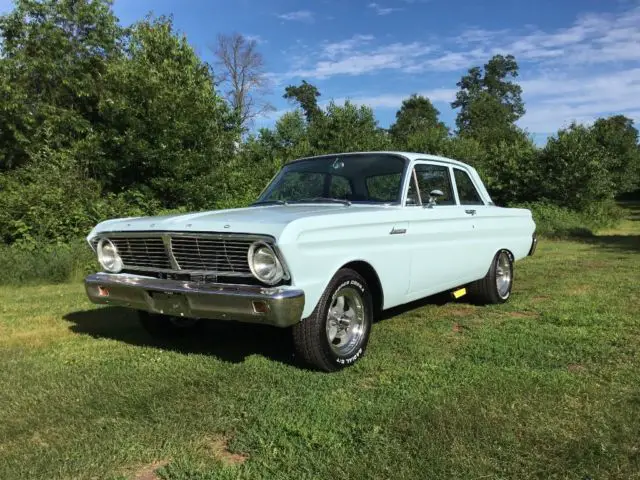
84,273 -> 305,328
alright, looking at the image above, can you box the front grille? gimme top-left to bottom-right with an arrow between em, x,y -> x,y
171,236 -> 253,275
99,233 -> 258,276
110,237 -> 171,270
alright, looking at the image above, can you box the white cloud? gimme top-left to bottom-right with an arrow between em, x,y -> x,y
518,68 -> 640,133
368,3 -> 403,16
289,35 -> 433,78
277,10 -> 314,22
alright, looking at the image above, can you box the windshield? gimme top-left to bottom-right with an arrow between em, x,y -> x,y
255,153 -> 408,205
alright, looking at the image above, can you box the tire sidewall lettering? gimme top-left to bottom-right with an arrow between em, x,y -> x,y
328,275 -> 369,366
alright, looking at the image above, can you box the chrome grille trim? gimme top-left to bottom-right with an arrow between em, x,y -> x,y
95,232 -> 273,277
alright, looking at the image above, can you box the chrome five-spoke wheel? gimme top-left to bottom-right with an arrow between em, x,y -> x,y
326,286 -> 366,357
292,268 -> 373,371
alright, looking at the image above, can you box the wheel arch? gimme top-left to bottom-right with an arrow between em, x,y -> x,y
339,260 -> 384,318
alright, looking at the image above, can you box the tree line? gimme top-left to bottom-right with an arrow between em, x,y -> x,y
1,0 -> 638,248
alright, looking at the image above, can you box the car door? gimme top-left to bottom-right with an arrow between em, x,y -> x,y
403,161 -> 476,299
450,166 -> 495,281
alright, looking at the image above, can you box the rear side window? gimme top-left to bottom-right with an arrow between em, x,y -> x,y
454,169 -> 484,205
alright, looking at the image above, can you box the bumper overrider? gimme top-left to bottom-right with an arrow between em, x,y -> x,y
84,273 -> 305,328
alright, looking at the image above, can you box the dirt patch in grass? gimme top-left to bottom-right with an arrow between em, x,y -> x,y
566,285 -> 593,295
204,435 -> 248,466
567,363 -> 586,374
452,323 -> 471,333
132,460 -> 169,480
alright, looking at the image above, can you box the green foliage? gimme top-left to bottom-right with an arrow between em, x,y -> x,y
98,16 -> 239,209
283,80 -> 322,123
0,240 -> 97,285
517,200 -> 625,238
0,154 -> 162,245
452,54 -> 526,146
479,135 -> 538,205
534,124 -> 615,211
591,115 -> 640,195
389,94 -> 448,147
308,101 -> 390,154
0,0 -> 123,171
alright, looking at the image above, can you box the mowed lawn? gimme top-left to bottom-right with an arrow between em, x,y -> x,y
1,209 -> 639,480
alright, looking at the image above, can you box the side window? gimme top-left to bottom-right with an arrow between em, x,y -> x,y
329,175 -> 352,199
454,169 -> 484,205
411,164 -> 455,206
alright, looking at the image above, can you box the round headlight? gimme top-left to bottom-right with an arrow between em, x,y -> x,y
97,238 -> 123,273
248,241 -> 284,285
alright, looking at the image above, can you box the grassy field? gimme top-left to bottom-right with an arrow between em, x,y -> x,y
1,207 -> 639,480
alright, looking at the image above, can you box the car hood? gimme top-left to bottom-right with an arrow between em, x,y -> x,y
88,204 -> 394,242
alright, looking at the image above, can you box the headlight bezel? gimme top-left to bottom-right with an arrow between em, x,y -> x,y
247,240 -> 287,285
96,237 -> 123,273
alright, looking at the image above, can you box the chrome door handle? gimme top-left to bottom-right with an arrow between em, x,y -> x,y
465,209 -> 476,215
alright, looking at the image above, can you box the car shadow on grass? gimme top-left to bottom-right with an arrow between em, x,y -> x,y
65,293 -> 456,366
64,307 -> 298,366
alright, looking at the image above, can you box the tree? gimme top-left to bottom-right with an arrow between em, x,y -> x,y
0,0 -> 123,171
534,123 -> 614,210
99,16 -> 239,208
451,54 -> 525,146
389,94 -> 448,150
213,33 -> 273,129
591,115 -> 640,195
283,80 -> 322,123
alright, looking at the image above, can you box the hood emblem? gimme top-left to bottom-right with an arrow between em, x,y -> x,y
224,224 -> 231,229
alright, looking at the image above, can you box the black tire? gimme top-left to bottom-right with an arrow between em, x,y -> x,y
138,311 -> 201,339
292,268 -> 373,372
468,250 -> 514,305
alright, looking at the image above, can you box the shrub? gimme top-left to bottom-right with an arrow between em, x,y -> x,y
532,124 -> 615,211
0,240 -> 97,286
517,200 -> 625,238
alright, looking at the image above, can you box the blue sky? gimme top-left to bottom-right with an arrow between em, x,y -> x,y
3,0 -> 640,141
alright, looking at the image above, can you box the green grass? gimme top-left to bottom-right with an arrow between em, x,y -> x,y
1,207 -> 639,480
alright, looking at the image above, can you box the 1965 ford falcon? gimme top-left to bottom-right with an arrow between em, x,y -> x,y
85,152 -> 537,371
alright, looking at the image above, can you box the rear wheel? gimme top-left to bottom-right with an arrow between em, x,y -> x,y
138,311 -> 200,339
468,250 -> 513,305
292,268 -> 373,372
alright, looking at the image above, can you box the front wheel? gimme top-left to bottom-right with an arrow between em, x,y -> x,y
138,311 -> 201,339
468,250 -> 514,305
292,268 -> 373,372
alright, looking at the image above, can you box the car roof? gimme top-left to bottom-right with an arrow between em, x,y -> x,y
287,151 -> 473,169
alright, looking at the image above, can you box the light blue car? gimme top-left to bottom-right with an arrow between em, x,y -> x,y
85,152 -> 537,371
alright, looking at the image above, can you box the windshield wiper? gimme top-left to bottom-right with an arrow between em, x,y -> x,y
295,197 -> 352,206
251,199 -> 288,206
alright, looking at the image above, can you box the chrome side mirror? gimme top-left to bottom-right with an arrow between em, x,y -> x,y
424,189 -> 444,208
